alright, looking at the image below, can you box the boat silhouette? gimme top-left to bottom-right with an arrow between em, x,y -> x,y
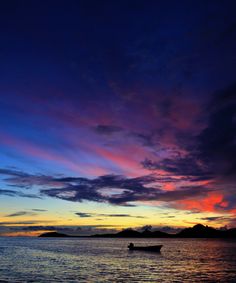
128,243 -> 163,252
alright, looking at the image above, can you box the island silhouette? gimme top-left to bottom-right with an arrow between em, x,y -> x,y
39,231 -> 69,237
39,224 -> 236,238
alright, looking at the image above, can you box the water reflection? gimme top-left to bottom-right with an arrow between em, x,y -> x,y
0,238 -> 236,282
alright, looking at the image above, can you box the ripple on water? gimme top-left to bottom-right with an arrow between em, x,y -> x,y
0,238 -> 236,282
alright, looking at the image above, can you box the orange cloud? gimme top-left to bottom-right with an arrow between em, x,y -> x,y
178,193 -> 224,213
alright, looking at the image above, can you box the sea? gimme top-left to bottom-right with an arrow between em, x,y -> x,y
0,237 -> 236,282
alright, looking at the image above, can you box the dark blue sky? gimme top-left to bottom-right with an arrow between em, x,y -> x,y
0,0 -> 236,235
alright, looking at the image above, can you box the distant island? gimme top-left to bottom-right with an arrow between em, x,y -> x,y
39,224 -> 236,238
39,232 -> 69,237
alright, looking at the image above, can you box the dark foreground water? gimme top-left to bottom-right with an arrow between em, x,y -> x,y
0,237 -> 236,282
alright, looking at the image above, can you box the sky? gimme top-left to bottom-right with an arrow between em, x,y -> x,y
0,0 -> 236,236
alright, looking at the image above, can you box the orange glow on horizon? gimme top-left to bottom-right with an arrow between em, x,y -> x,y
1,230 -> 55,237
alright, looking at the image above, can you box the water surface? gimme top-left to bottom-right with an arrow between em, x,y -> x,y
0,237 -> 236,282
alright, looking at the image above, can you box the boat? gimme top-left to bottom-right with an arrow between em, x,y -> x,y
128,243 -> 163,252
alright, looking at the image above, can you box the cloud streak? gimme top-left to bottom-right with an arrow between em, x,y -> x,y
0,188 -> 40,199
75,212 -> 146,218
5,211 -> 36,217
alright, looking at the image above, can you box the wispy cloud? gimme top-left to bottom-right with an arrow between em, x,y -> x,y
93,125 -> 123,135
75,212 -> 146,218
5,211 -> 37,217
0,188 -> 40,199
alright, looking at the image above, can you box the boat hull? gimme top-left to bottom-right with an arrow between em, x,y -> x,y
128,245 -> 163,252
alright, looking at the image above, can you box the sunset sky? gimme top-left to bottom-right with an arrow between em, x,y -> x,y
1,0 -> 236,236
